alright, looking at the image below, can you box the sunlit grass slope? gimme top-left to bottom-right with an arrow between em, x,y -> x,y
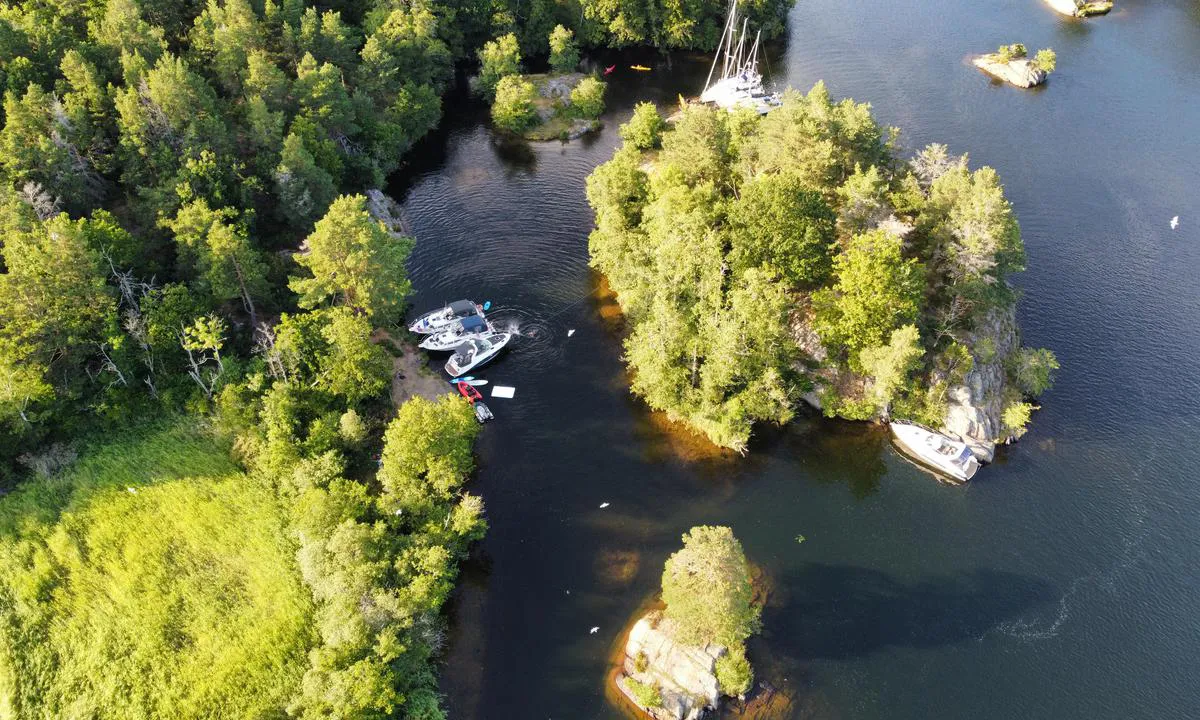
0,422 -> 314,719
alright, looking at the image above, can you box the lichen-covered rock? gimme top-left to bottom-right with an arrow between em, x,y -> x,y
942,306 -> 1020,462
617,611 -> 725,720
972,56 -> 1047,89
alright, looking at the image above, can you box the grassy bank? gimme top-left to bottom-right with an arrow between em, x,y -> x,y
0,421 -> 314,719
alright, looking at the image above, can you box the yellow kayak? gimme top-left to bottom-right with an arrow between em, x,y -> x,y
630,65 -> 651,72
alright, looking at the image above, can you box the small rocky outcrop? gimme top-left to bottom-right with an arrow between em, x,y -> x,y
973,56 -> 1047,89
1044,0 -> 1113,17
616,611 -> 725,720
941,306 -> 1020,462
365,189 -> 411,237
522,73 -> 603,141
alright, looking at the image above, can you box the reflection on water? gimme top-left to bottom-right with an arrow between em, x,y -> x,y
390,1 -> 1200,717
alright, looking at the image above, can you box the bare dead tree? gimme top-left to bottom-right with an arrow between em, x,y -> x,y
95,342 -> 128,389
18,182 -> 61,220
252,322 -> 288,381
181,337 -> 220,400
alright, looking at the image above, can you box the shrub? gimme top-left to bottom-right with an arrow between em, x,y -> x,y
996,43 -> 1028,62
491,75 -> 538,132
620,102 -> 666,150
1003,400 -> 1037,438
548,25 -> 579,73
634,651 -> 650,673
1009,346 -> 1059,397
570,76 -> 606,120
1033,48 -> 1057,73
715,645 -> 754,696
477,33 -> 521,98
625,678 -> 663,708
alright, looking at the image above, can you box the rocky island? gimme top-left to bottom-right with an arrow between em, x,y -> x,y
614,527 -> 759,720
476,26 -> 606,141
1044,0 -> 1113,17
973,44 -> 1057,89
587,85 -> 1058,460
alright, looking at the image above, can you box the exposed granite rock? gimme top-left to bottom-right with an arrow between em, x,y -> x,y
942,306 -> 1020,462
364,189 -> 411,237
536,72 -> 586,99
972,56 -> 1047,89
1044,0 -> 1112,17
616,611 -> 725,720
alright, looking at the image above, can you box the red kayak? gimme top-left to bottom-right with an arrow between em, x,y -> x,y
457,381 -> 483,403
457,382 -> 494,423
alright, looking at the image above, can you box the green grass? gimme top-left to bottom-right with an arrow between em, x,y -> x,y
0,421 -> 314,719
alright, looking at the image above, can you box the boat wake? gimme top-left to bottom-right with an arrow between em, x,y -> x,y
486,308 -> 569,369
985,464 -> 1152,643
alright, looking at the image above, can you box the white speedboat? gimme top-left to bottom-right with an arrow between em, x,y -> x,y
419,315 -> 492,351
409,300 -> 484,335
890,422 -> 980,483
699,0 -> 781,114
444,333 -> 512,376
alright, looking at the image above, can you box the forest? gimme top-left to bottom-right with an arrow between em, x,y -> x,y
588,90 -> 1058,453
0,0 -> 789,717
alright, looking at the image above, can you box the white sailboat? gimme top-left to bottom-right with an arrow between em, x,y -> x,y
699,0 -> 781,114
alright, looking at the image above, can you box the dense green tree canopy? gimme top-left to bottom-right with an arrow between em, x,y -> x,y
589,87 -> 1055,449
290,194 -> 415,323
661,525 -> 759,647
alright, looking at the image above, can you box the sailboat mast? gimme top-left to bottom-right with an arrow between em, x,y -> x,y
704,0 -> 737,92
735,18 -> 749,73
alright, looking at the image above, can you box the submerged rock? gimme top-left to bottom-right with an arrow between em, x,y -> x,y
972,56 -> 1047,89
616,611 -> 725,720
1044,0 -> 1113,17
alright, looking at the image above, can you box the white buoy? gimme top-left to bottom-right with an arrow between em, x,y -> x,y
589,626 -> 600,634
1170,215 -> 1180,230
567,329 -> 576,337
599,502 -> 610,509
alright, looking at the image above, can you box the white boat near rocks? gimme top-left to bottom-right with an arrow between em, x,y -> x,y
890,421 -> 980,483
699,0 -> 781,114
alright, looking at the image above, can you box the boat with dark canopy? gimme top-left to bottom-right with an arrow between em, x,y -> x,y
409,300 -> 484,335
419,315 -> 493,351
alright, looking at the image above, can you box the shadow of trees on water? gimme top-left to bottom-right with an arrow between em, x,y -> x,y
766,563 -> 1055,659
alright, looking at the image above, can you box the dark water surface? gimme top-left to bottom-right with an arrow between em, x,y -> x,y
390,1 -> 1200,717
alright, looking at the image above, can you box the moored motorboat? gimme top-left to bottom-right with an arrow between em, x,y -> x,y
889,421 -> 980,483
419,315 -> 492,351
444,333 -> 512,376
409,300 -> 484,334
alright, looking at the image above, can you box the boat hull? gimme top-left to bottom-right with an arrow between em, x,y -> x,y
890,423 -> 979,483
444,334 -> 512,376
408,300 -> 482,334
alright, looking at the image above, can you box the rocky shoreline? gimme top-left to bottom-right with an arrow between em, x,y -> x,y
614,611 -> 726,720
973,55 -> 1047,89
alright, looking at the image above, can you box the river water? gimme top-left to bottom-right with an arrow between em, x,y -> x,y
389,1 -> 1200,717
